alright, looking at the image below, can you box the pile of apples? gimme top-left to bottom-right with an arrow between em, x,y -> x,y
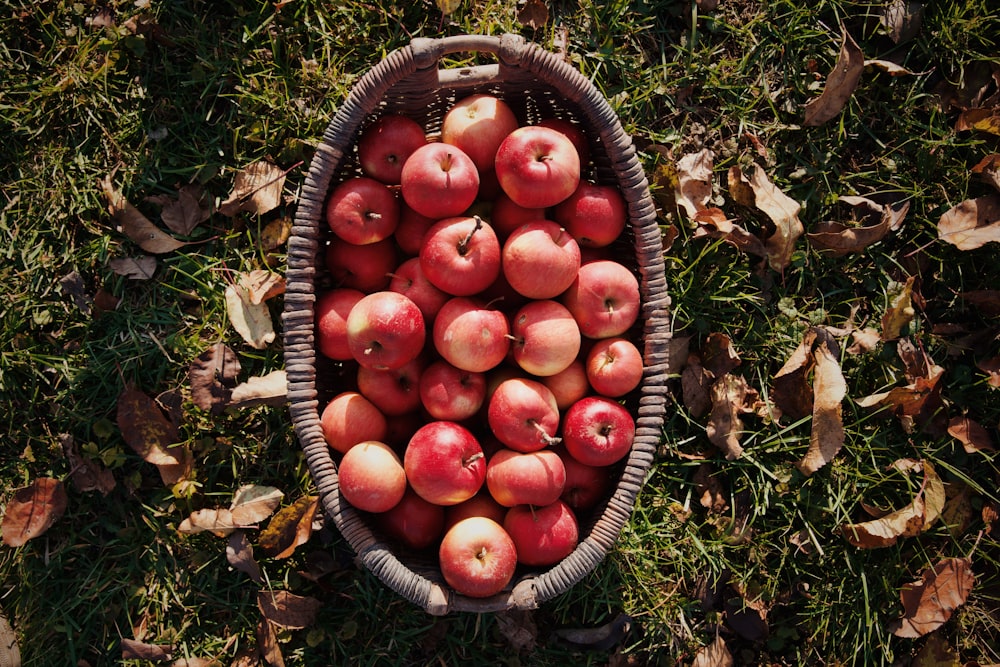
315,93 -> 643,599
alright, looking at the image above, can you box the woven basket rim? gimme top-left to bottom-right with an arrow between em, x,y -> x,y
283,33 -> 671,615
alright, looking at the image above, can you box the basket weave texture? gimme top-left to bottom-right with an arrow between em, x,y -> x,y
283,33 -> 671,614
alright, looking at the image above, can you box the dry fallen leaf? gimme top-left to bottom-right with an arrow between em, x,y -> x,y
847,327 -> 881,355
0,610 -> 20,667
258,495 -> 320,559
804,26 -> 865,127
942,482 -> 974,538
99,175 -> 188,254
749,167 -> 804,271
553,613 -> 632,651
178,508 -> 240,538
227,530 -> 262,583
694,463 -> 729,513
956,108 -> 1000,136
682,355 -> 714,418
841,459 -> 944,548
495,609 -> 538,653
706,374 -> 755,460
796,340 -> 847,476
60,433 -> 116,496
971,153 -> 1000,192
978,356 -> 1000,388
517,0 -> 548,29
691,207 -> 768,258
146,184 -> 212,236
772,329 -> 817,422
675,149 -> 715,219
881,0 -> 924,45
238,270 -> 286,306
257,617 -> 285,667
1,478 -> 68,547
121,638 -> 174,660
229,370 -> 288,409
219,161 -> 287,217
890,557 -> 975,638
938,194 -> 1000,250
108,256 -> 157,280
230,485 -> 285,526
189,343 -> 241,415
116,385 -> 192,486
881,276 -> 917,341
807,199 -> 909,256
257,590 -> 322,630
260,217 -> 293,251
947,416 -> 996,453
226,284 -> 276,349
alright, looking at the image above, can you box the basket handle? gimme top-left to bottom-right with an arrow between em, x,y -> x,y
409,33 -> 527,70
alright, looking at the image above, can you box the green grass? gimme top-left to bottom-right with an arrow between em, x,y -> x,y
2,0 -> 1000,665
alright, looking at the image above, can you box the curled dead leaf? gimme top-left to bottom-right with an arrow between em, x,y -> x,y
864,59 -> 918,76
227,530 -> 262,583
99,175 -> 188,254
189,343 -> 240,415
977,356 -> 1000,388
258,495 -> 320,559
808,199 -> 909,256
257,617 -> 285,667
971,153 -> 1000,193
772,329 -> 818,422
693,463 -> 729,513
956,108 -> 1000,136
219,161 -> 286,217
706,374 -> 757,460
178,508 -> 239,538
229,370 -> 288,409
841,459 -> 944,548
230,485 -> 284,525
145,184 -> 212,236
1,478 -> 67,547
257,590 -> 322,630
0,610 -> 20,667
226,284 -> 276,349
691,207 -> 768,258
796,340 -> 847,476
116,386 -> 192,486
108,256 -> 157,280
947,416 -> 996,453
890,557 -> 975,638
881,276 -> 917,341
238,270 -> 286,306
60,433 -> 115,496
260,217 -> 293,251
881,0 -> 924,45
121,638 -> 174,660
517,0 -> 548,29
750,167 -> 804,271
804,26 -> 865,127
938,194 -> 1000,250
675,149 -> 715,219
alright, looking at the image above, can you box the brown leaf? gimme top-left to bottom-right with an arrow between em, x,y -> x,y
978,356 -> 1000,388
881,0 -> 924,45
796,340 -> 847,476
912,632 -> 960,666
702,333 -> 741,378
146,184 -> 213,236
959,289 -> 1000,315
694,463 -> 729,513
178,508 -> 239,537
971,153 -> 1000,193
238,270 -> 286,306
727,165 -> 756,208
0,611 -> 20,667
682,355 -> 714,418
942,482 -> 974,538
1,478 -> 67,547
938,194 -> 1000,250
517,0 -> 548,29
226,284 -> 276,349
218,161 -> 286,217
93,287 -> 121,314
847,327 -> 881,355
60,433 -> 116,496
890,558 -> 975,638
108,256 -> 157,280
258,495 -> 320,559
864,59 -> 917,76
841,459 -> 944,548
804,26 -> 865,127
749,166 -> 804,271
229,370 -> 288,409
881,276 -> 917,341
257,618 -> 285,667
99,175 -> 188,254
675,149 -> 715,218
257,590 -> 322,630
691,207 -> 768,257
189,343 -> 241,415
808,199 -> 909,256
947,416 -> 996,453
230,485 -> 284,526
773,330 -> 817,421
692,635 -> 733,667
260,217 -> 293,251
956,108 -> 1000,136
552,613 -> 632,651
60,270 -> 92,315
116,386 -> 191,486
121,638 -> 174,660
227,530 -> 262,583
496,609 -> 538,652
706,375 -> 753,460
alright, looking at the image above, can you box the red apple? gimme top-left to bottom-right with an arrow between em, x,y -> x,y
501,220 -> 581,299
378,487 -> 446,550
487,377 -> 561,453
356,355 -> 424,417
320,391 -> 388,454
346,291 -> 426,371
325,237 -> 396,292
503,500 -> 579,567
441,94 -> 519,173
554,446 -> 613,511
540,360 -> 590,411
552,181 -> 627,248
438,517 -> 517,598
432,297 -> 510,373
394,202 -> 438,257
486,448 -> 567,508
325,176 -> 400,245
494,125 -> 581,208
338,440 -> 407,513
315,288 -> 364,361
419,360 -> 487,422
400,142 -> 480,219
388,257 -> 450,321
562,260 -> 640,339
444,491 -> 508,531
585,336 -> 644,398
489,191 -> 546,240
419,215 -> 501,297
404,421 -> 486,506
537,117 -> 591,167
562,396 -> 635,467
509,300 -> 581,377
357,114 -> 427,185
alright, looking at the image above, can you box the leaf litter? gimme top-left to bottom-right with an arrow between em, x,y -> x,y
890,557 -> 974,638
1,477 -> 67,547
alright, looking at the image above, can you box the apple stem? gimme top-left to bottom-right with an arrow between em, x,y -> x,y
529,419 -> 562,446
464,451 -> 484,467
484,295 -> 505,310
365,211 -> 382,221
477,546 -> 487,561
442,152 -> 453,172
457,215 -> 484,256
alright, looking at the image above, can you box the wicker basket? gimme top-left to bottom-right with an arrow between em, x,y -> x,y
283,33 -> 670,615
